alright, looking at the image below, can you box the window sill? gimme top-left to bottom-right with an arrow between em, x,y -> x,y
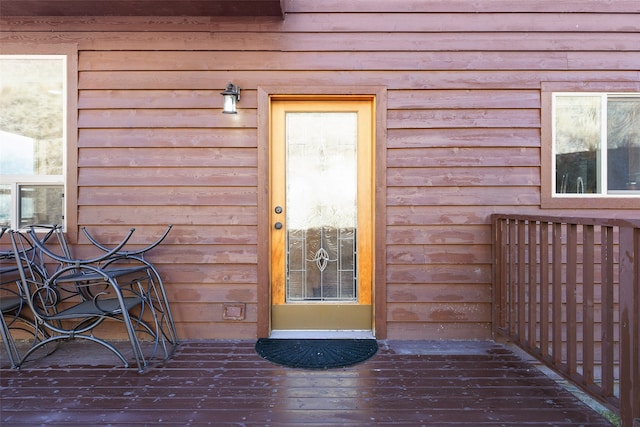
542,194 -> 640,210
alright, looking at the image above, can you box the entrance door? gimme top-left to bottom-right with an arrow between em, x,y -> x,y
270,98 -> 374,333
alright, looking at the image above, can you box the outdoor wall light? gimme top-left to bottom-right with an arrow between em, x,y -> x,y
221,82 -> 241,114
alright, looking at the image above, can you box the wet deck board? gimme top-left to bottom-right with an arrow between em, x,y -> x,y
1,340 -> 614,426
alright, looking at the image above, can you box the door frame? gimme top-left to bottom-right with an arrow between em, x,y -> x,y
270,98 -> 373,332
256,86 -> 388,339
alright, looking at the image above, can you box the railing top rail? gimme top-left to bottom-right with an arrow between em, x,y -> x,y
491,213 -> 640,229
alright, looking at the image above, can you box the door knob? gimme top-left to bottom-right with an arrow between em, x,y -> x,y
274,222 -> 283,230
274,206 -> 283,214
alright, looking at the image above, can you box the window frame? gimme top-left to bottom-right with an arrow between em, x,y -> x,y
541,81 -> 640,209
0,44 -> 78,240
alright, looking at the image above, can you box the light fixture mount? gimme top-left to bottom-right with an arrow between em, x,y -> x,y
221,82 -> 241,114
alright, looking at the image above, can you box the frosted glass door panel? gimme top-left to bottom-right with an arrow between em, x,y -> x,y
285,112 -> 358,302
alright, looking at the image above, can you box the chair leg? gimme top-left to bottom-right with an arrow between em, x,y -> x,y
142,261 -> 179,345
1,313 -> 21,368
119,307 -> 147,373
105,262 -> 178,368
2,313 -> 55,369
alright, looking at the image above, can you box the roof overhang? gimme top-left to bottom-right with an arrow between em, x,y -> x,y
0,0 -> 286,17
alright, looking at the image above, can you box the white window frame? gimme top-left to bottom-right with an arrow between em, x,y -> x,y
541,82 -> 640,210
0,45 -> 78,238
552,92 -> 640,198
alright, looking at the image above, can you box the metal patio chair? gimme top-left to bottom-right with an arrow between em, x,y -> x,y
80,225 -> 178,350
0,227 -> 51,368
9,226 -> 174,372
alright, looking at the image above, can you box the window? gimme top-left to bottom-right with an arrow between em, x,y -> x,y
542,82 -> 640,209
553,93 -> 640,197
0,55 -> 66,229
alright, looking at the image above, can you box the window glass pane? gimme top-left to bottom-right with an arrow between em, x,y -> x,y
0,57 -> 64,176
0,55 -> 65,229
0,185 -> 10,228
607,97 -> 640,191
18,185 -> 64,228
285,112 -> 358,302
555,96 -> 602,194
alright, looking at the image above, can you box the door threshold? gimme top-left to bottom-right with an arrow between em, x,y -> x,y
269,330 -> 375,339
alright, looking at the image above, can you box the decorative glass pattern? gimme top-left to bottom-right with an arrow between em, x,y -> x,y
285,112 -> 358,302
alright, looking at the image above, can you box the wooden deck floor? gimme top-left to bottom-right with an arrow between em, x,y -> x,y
1,340 -> 614,426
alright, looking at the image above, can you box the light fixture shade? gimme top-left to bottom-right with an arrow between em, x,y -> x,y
221,82 -> 240,114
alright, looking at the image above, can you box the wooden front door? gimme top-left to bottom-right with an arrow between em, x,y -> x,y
270,97 -> 374,334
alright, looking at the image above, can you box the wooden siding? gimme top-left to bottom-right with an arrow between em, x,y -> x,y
0,0 -> 285,17
1,0 -> 640,340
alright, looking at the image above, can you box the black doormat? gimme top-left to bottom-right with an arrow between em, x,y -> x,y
255,338 -> 378,370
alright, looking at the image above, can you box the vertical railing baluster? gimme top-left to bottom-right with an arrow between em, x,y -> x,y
583,224 -> 595,386
552,222 -> 563,366
566,223 -> 577,375
518,220 -> 527,342
528,220 -> 538,350
601,225 -> 615,399
493,217 -> 507,331
508,219 -> 517,336
540,221 -> 550,359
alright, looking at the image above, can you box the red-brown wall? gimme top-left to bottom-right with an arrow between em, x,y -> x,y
2,0 -> 639,340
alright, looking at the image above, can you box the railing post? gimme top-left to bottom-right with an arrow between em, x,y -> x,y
618,226 -> 640,427
492,216 -> 507,333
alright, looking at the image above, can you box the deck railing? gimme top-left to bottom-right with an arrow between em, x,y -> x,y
492,214 -> 640,427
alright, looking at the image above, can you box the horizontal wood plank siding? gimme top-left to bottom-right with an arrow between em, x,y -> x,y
76,70 -> 640,90
2,1 -> 639,339
8,32 -> 640,52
